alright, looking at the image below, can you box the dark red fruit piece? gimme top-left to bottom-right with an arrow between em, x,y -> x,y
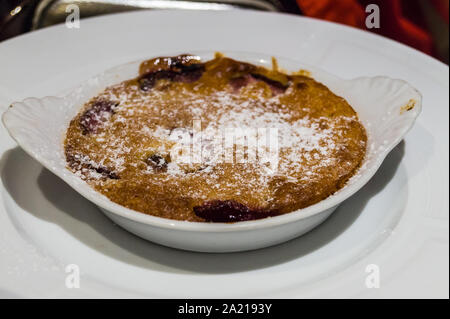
66,153 -> 119,179
139,69 -> 176,91
229,74 -> 255,92
145,154 -> 169,172
193,200 -> 278,222
249,73 -> 289,95
229,73 -> 289,95
80,99 -> 119,134
173,63 -> 205,83
94,166 -> 119,179
139,63 -> 205,91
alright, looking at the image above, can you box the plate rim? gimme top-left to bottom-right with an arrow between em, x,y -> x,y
0,9 -> 447,298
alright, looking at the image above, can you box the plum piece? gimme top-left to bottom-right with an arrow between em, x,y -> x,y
249,73 -> 289,95
138,69 -> 176,91
145,154 -> 170,172
173,63 -> 205,83
139,63 -> 205,91
229,73 -> 289,95
94,166 -> 119,179
193,200 -> 278,222
66,153 -> 119,179
229,74 -> 256,93
79,99 -> 119,134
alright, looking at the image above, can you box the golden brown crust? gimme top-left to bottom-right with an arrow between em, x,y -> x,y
64,54 -> 367,222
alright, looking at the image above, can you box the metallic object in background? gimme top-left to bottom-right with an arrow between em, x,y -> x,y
32,0 -> 283,29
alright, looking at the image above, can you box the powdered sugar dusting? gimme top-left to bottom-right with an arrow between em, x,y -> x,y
64,56 -> 367,220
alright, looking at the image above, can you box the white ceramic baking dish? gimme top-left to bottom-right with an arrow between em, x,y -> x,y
2,51 -> 422,252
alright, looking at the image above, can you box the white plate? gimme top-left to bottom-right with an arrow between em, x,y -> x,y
0,10 -> 448,297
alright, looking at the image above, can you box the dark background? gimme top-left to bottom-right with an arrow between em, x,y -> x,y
0,0 -> 448,63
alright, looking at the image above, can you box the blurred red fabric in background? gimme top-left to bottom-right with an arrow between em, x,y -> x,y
296,0 -> 449,60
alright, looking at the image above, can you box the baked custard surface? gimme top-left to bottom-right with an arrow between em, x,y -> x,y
65,54 -> 367,222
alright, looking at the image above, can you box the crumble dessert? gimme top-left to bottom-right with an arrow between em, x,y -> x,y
64,53 -> 367,222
